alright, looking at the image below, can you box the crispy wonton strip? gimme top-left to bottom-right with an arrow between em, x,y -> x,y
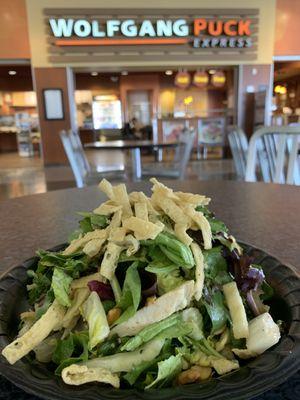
183,205 -> 212,250
2,300 -> 65,365
124,234 -> 140,256
151,190 -> 189,226
109,227 -> 127,243
134,202 -> 148,221
150,178 -> 180,201
113,184 -> 132,218
61,315 -> 80,340
100,242 -> 123,280
223,282 -> 249,339
62,364 -> 120,388
62,288 -> 90,328
63,229 -> 107,255
71,272 -> 105,290
122,216 -> 163,240
82,237 -> 106,258
191,242 -> 205,301
99,179 -> 115,200
174,223 -> 193,246
108,209 -> 122,232
129,191 -> 159,216
175,192 -> 210,206
93,202 -> 122,216
111,281 -> 194,337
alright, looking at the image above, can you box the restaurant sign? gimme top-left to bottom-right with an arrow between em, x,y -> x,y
49,17 -> 253,49
44,8 -> 259,64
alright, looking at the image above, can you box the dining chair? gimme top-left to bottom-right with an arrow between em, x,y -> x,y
245,126 -> 300,185
141,128 -> 196,180
228,127 -> 248,179
60,130 -> 124,188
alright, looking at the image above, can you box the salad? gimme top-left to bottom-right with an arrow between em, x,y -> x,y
2,178 -> 281,389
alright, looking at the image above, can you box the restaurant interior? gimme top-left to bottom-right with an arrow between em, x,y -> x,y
0,0 -> 299,199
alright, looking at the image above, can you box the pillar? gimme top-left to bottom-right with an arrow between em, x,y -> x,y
33,67 -> 76,165
237,64 -> 274,137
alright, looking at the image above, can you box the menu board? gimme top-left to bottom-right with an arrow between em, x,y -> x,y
198,118 -> 225,144
162,119 -> 187,142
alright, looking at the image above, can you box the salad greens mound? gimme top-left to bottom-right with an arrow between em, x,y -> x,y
2,178 -> 281,389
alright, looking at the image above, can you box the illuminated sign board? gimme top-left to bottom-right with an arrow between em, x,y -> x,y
49,17 -> 253,48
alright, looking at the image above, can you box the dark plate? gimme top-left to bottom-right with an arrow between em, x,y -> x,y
0,242 -> 299,400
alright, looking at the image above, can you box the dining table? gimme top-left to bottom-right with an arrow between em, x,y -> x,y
84,139 -> 180,180
0,179 -> 299,400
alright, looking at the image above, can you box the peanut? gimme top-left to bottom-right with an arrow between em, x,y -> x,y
146,296 -> 156,306
177,366 -> 212,385
197,366 -> 212,380
107,307 -> 121,325
20,311 -> 35,320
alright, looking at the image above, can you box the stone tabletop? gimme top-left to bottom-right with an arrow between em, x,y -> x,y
0,179 -> 299,399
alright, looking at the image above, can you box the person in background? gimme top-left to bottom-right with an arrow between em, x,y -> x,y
122,117 -> 140,139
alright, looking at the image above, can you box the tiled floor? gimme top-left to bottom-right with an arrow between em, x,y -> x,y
0,151 -> 237,201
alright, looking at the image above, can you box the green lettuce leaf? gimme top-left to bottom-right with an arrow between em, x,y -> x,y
52,333 -> 74,365
67,212 -> 108,240
81,291 -> 110,350
123,341 -> 173,386
157,269 -> 185,295
53,332 -> 89,376
97,335 -> 120,357
142,233 -> 194,268
77,212 -> 108,232
68,229 -> 82,243
28,250 -> 93,304
203,290 -> 229,333
196,205 -> 228,234
27,270 -> 52,305
35,289 -> 55,320
203,246 -> 231,285
102,300 -> 116,314
146,247 -> 178,274
38,250 -> 92,279
182,308 -> 204,341
116,262 -> 141,324
121,314 -> 180,352
118,248 -> 148,264
146,263 -> 178,275
51,268 -> 72,307
145,354 -> 182,389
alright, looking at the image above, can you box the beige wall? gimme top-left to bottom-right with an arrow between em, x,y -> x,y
275,0 -> 300,56
159,88 -> 209,118
26,0 -> 276,68
5,0 -> 298,63
0,0 -> 30,59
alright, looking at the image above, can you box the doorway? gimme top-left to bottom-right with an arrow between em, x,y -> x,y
127,90 -> 152,126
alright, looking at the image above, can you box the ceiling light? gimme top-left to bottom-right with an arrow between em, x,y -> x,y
8,70 -> 17,76
121,71 -> 128,76
274,85 -> 282,94
91,72 -> 98,76
110,76 -> 119,82
165,70 -> 173,76
208,69 -> 216,74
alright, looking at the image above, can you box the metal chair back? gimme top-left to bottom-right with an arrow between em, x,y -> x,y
178,128 -> 196,179
68,129 -> 91,174
245,126 -> 300,185
60,130 -> 89,188
228,127 -> 248,178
